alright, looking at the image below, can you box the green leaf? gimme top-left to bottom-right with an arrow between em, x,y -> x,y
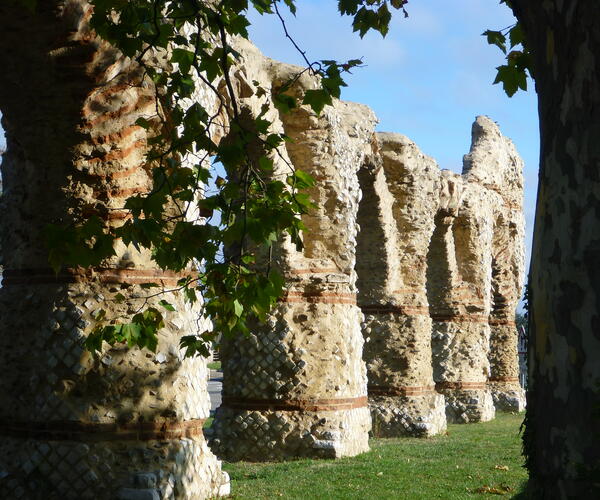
258,156 -> 274,171
493,64 -> 521,97
283,0 -> 297,15
483,30 -> 507,54
293,169 -> 316,188
302,88 -> 332,115
509,24 -> 524,48
158,299 -> 176,311
233,299 -> 244,317
273,93 -> 297,114
114,293 -> 126,304
171,48 -> 195,75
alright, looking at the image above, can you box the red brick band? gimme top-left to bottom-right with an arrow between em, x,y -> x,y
2,268 -> 192,286
360,304 -> 430,316
368,385 -> 435,397
392,287 -> 423,294
83,94 -> 154,128
435,381 -> 488,391
90,124 -> 141,147
221,395 -> 367,412
93,185 -> 151,199
431,313 -> 489,324
488,376 -> 520,383
85,140 -> 146,165
0,418 -> 205,442
280,291 -> 357,305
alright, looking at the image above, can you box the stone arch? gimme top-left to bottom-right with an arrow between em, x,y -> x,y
356,133 -> 446,438
428,180 -> 495,424
427,211 -> 458,384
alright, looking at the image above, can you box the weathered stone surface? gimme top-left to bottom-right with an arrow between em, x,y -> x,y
356,133 -> 446,437
0,2 -> 228,498
430,176 -> 497,424
429,116 -> 524,421
359,117 -> 524,427
211,40 -> 373,461
464,116 -> 526,412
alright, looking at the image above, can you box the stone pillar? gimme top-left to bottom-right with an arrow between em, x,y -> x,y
356,134 -> 446,437
210,42 -> 374,460
0,3 -> 228,498
488,225 -> 527,412
462,116 -> 526,412
428,176 -> 496,424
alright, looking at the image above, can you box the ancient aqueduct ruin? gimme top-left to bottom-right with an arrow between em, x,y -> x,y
0,6 -> 525,499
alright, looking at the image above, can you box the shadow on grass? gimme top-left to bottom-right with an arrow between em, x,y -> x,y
512,480 -> 532,499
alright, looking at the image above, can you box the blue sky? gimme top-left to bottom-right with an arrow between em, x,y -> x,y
0,0 -> 539,283
246,0 -> 539,279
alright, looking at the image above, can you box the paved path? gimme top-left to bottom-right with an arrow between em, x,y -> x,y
208,370 -> 222,413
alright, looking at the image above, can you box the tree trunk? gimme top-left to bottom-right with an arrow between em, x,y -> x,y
512,1 -> 600,497
0,2 -> 229,498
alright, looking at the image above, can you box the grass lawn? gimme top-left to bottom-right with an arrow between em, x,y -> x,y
221,412 -> 528,499
208,361 -> 222,371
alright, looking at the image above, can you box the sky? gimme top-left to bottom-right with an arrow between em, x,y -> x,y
0,0 -> 539,287
245,0 -> 539,280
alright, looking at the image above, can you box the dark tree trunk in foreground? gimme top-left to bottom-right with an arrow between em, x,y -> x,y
512,1 -> 600,497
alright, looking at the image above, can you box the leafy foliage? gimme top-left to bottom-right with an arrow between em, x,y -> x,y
483,16 -> 533,97
40,0 -> 403,357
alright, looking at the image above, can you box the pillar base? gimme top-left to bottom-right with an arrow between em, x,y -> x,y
0,437 -> 230,500
489,381 -> 526,412
436,387 -> 495,423
209,406 -> 371,462
369,393 -> 447,437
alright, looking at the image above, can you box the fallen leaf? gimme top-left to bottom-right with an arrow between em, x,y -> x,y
494,465 -> 509,471
475,484 -> 514,495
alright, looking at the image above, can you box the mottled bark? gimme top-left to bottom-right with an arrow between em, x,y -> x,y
0,2 -> 228,498
512,1 -> 600,497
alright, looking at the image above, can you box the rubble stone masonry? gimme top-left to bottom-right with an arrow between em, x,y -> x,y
210,41 -> 373,461
356,134 -> 447,437
0,6 -> 525,482
358,117 -> 525,428
0,2 -> 228,498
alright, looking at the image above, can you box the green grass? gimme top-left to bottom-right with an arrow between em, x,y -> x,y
208,361 -> 222,370
222,413 -> 528,499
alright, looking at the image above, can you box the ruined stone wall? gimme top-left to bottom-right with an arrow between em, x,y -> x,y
357,116 -> 525,428
0,2 -> 228,498
356,134 -> 446,437
463,117 -> 526,412
430,177 -> 497,423
210,40 -> 373,461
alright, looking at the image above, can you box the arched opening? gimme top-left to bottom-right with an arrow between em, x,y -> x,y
427,211 -> 457,384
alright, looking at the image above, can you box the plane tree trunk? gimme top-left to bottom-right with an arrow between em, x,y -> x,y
511,1 -> 600,497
